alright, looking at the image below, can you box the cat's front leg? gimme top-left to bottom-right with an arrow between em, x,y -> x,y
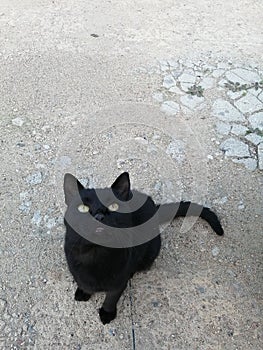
74,287 -> 92,301
99,306 -> 117,325
99,285 -> 127,325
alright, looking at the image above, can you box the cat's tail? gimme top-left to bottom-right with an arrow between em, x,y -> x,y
156,201 -> 224,236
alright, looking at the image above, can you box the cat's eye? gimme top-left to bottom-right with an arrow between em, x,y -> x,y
108,203 -> 119,212
77,204 -> 90,213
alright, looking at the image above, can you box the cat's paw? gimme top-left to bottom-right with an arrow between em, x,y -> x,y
74,288 -> 91,302
99,307 -> 117,325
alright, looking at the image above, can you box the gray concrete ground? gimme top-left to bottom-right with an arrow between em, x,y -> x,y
0,1 -> 262,349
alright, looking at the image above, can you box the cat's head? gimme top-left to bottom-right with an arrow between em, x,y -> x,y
63,172 -> 158,247
64,172 -> 134,228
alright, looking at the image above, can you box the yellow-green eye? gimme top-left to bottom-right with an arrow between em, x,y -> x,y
108,203 -> 119,212
77,204 -> 90,213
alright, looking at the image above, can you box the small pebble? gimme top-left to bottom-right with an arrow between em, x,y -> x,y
46,218 -> 56,229
226,269 -> 237,278
227,330 -> 234,337
212,246 -> 220,257
152,301 -> 159,307
19,201 -> 32,213
26,172 -> 43,185
34,144 -> 41,151
238,202 -> 245,210
31,211 -> 42,226
197,286 -> 205,294
135,137 -> 148,145
20,192 -> 29,200
109,329 -> 116,336
12,117 -> 24,127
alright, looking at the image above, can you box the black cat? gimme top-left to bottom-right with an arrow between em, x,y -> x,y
64,172 -> 223,324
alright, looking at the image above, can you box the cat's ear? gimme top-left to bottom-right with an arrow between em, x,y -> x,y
64,173 -> 84,205
111,172 -> 131,201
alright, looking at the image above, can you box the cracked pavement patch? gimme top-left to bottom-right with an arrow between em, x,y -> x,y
149,60 -> 263,171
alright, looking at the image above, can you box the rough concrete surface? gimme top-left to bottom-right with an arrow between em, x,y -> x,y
0,0 -> 262,349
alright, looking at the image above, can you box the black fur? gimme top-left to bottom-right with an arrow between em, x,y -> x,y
64,172 -> 223,324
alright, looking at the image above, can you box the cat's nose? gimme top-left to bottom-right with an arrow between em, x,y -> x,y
94,213 -> 104,222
